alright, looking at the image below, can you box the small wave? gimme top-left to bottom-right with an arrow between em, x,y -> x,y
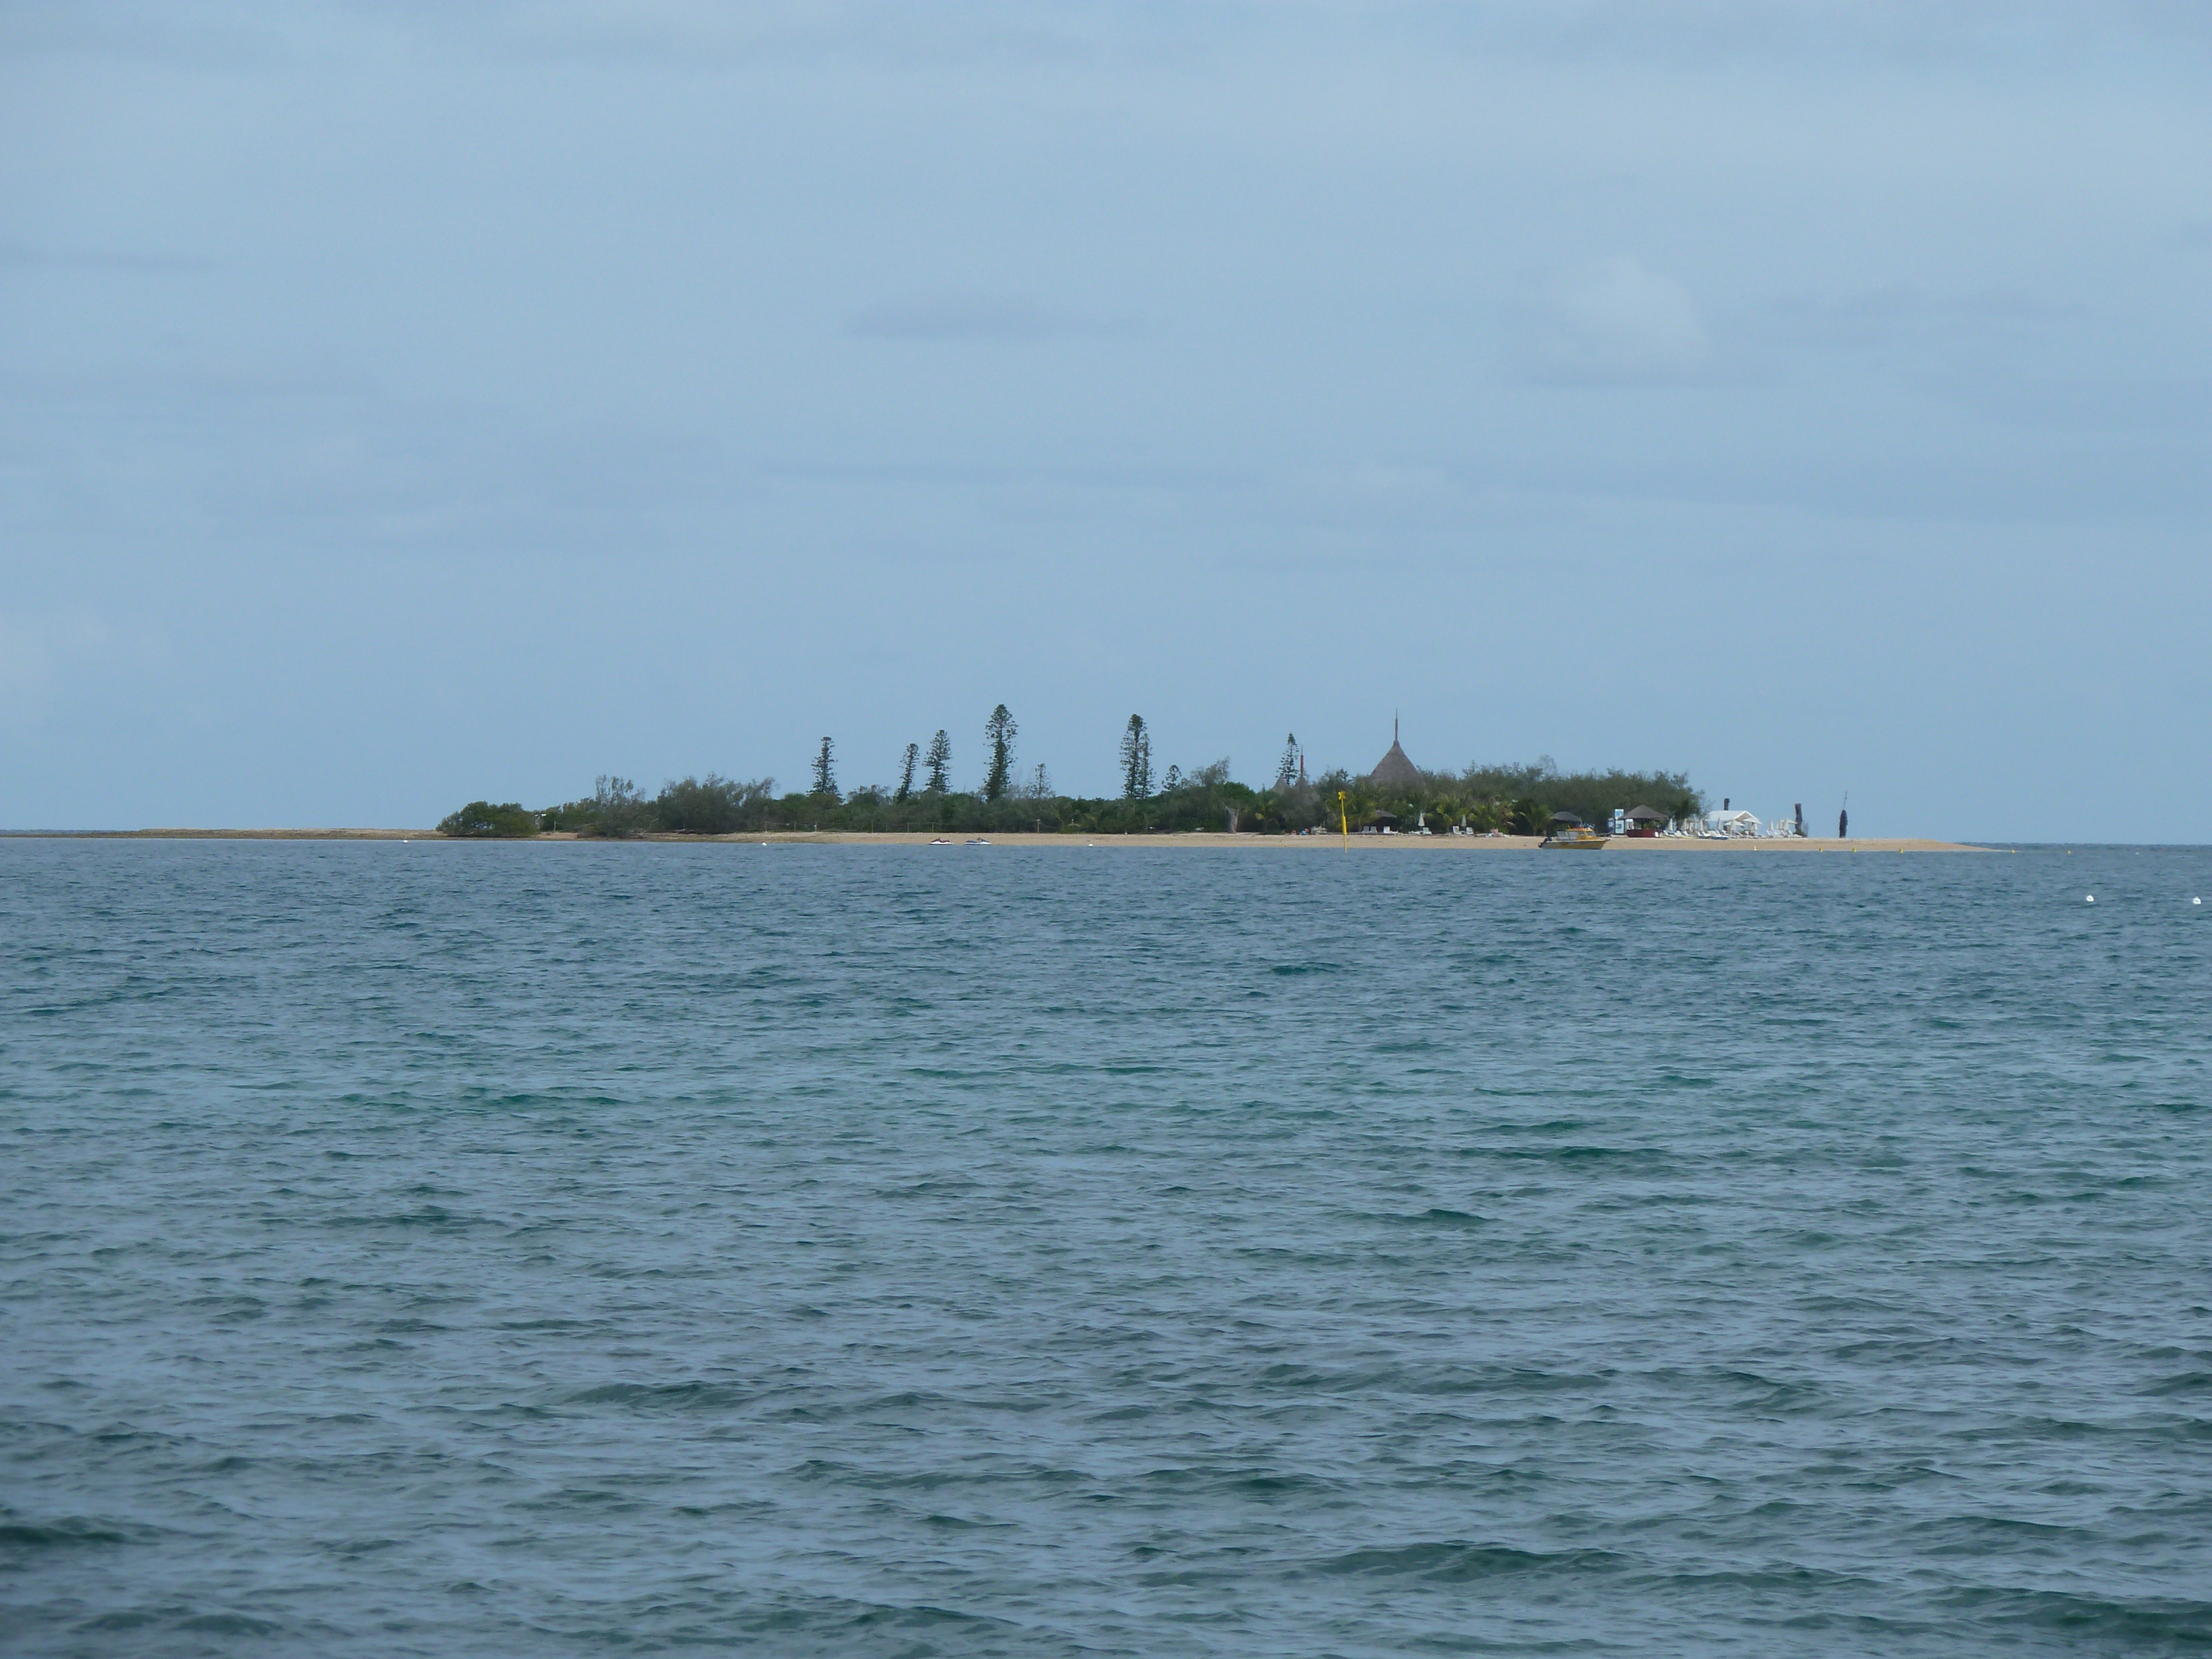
565,1380 -> 765,1411
922,1511 -> 1011,1531
1493,1144 -> 1671,1168
830,1599 -> 1025,1637
1905,1513 -> 2087,1555
1312,1540 -> 1627,1582
75,1606 -> 286,1639
1411,1206 -> 1490,1228
1941,1583 -> 2212,1647
1641,1562 -> 1875,1595
325,1206 -> 495,1232
0,1516 -> 142,1550
176,1612 -> 286,1636
1139,1465 -> 1339,1499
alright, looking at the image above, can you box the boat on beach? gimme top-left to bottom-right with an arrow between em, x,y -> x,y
1540,812 -> 1609,850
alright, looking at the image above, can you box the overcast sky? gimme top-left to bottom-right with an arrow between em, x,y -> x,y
5,1 -> 2209,838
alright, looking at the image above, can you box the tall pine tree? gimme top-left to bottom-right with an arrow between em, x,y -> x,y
1119,714 -> 1152,799
924,729 -> 952,794
894,743 -> 919,804
1274,733 -> 1299,791
811,737 -> 838,801
982,705 -> 1016,801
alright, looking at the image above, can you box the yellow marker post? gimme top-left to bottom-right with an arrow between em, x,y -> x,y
1338,790 -> 1349,850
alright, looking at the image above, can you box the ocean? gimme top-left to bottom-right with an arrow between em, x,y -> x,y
3,838 -> 2209,1656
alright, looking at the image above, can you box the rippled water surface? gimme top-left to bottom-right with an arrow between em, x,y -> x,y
4,839 -> 2210,1656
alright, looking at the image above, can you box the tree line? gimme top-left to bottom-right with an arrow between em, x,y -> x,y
436,710 -> 1703,837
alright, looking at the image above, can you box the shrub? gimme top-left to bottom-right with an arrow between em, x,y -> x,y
656,774 -> 775,835
437,801 -> 538,838
572,775 -> 654,838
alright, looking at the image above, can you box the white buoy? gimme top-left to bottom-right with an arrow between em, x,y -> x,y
2195,898 -> 2203,906
2085,895 -> 2094,903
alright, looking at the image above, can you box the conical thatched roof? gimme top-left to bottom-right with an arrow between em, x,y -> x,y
1366,719 -> 1422,788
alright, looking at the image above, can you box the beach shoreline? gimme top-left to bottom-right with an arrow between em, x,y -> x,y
3,829 -> 1985,851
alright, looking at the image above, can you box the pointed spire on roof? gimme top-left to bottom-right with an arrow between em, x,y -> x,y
1367,719 -> 1422,789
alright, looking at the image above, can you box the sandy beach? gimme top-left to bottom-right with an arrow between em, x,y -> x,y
17,830 -> 1984,851
733,832 -> 1983,852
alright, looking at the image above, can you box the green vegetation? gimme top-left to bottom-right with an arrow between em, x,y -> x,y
539,775 -> 688,837
982,705 -> 1016,802
1313,758 -> 1702,836
436,800 -> 538,837
440,716 -> 1703,838
655,774 -> 775,834
1119,714 -> 1152,800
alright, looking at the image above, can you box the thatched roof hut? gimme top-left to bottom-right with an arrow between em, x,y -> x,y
1366,719 -> 1423,789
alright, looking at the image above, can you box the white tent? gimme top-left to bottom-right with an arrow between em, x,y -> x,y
1705,808 -> 1760,836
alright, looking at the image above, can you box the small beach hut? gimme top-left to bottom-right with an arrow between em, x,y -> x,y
1366,718 -> 1423,790
1625,805 -> 1665,838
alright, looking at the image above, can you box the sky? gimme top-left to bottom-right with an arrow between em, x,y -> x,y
4,1 -> 2209,839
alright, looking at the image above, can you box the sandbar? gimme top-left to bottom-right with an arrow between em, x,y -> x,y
4,829 -> 1982,851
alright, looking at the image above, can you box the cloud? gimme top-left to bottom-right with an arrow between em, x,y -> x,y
0,609 -> 165,724
1399,1 -> 2212,71
0,1 -> 285,66
1751,283 -> 2069,353
380,0 -> 1114,70
0,240 -> 212,274
1738,286 -> 2212,437
1510,256 -> 1714,385
844,294 -> 1137,342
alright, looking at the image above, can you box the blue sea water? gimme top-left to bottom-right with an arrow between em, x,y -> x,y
3,838 -> 2210,1657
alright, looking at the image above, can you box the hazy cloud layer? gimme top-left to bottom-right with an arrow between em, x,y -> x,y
0,609 -> 166,728
846,295 -> 1138,342
4,1 -> 2210,836
0,239 -> 212,273
1511,257 -> 1717,385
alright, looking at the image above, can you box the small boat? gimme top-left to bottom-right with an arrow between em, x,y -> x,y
1540,812 -> 1608,850
964,837 -> 991,847
928,837 -> 954,845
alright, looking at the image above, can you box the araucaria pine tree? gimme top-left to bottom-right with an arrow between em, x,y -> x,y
982,705 -> 1016,801
1275,733 -> 1299,791
1119,714 -> 1152,800
811,736 -> 838,801
924,729 -> 952,794
894,743 -> 919,804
